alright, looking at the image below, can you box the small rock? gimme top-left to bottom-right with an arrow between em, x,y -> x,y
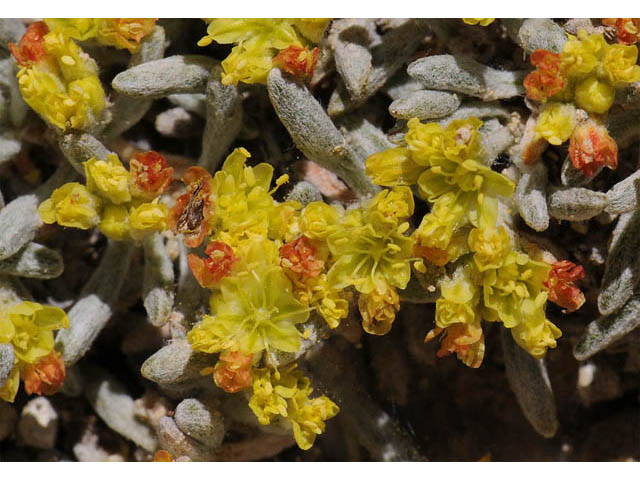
17,397 -> 59,449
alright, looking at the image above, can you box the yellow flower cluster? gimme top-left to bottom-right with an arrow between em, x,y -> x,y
44,18 -> 157,53
366,116 -> 564,366
38,153 -> 171,241
0,301 -> 69,402
249,364 -> 339,450
10,22 -> 106,132
197,19 -> 329,85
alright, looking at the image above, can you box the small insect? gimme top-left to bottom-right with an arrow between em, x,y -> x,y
176,180 -> 206,234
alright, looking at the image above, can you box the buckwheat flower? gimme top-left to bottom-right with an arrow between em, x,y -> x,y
482,251 -> 551,329
9,21 -> 49,65
187,262 -> 310,355
468,226 -> 511,272
601,43 -> 640,86
129,151 -> 174,200
288,389 -> 339,451
358,282 -> 400,335
22,351 -> 65,396
291,18 -> 330,43
280,236 -> 325,280
561,30 -> 605,78
435,265 -> 480,329
510,306 -> 562,359
544,260 -> 586,312
10,22 -> 106,132
129,199 -> 168,240
273,45 -> 319,79
188,241 -> 238,288
425,322 -> 485,368
368,186 -> 415,224
573,76 -> 616,114
197,19 -> 327,86
203,350 -> 253,393
0,367 -> 20,403
441,118 -> 484,163
327,190 -> 414,295
44,19 -> 98,41
404,119 -> 446,166
462,18 -> 495,26
168,166 -> 214,248
602,18 -> 640,45
38,182 -> 102,229
84,154 -> 132,204
299,202 -> 341,240
524,50 -> 567,102
365,147 -> 424,187
568,119 -> 618,177
95,19 -> 158,53
290,274 -> 351,329
98,204 -> 130,240
535,103 -> 577,145
248,364 -> 338,450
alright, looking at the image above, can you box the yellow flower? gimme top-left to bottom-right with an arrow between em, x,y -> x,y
12,25 -> 106,132
462,18 -> 495,26
291,274 -> 351,329
561,31 -> 605,78
358,282 -> 400,335
510,311 -> 562,359
95,19 -> 157,53
84,154 -> 132,204
535,103 -> 577,145
435,265 -> 479,329
404,118 -> 446,166
128,199 -> 168,240
468,226 -> 511,272
441,118 -> 485,163
367,186 -> 414,225
99,204 -> 130,240
326,192 -> 414,295
0,367 -> 20,403
573,76 -> 615,114
248,364 -> 338,450
365,147 -> 424,187
38,182 -> 101,229
299,202 -> 341,240
187,258 -> 309,355
0,301 -> 69,365
197,19 -> 326,85
44,18 -> 98,41
601,43 -> 640,86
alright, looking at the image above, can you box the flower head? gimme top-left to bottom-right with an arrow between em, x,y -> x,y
569,119 -> 618,177
273,45 -> 319,79
462,19 -> 495,26
544,260 -> 586,312
38,182 -> 101,229
248,364 -> 338,450
205,350 -> 253,393
9,21 -> 49,66
22,350 -> 65,396
188,241 -> 238,288
535,103 -> 577,145
129,199 -> 168,240
524,50 -> 567,102
358,282 -> 400,335
99,204 -> 130,240
95,18 -> 157,53
280,236 -> 325,280
187,247 -> 309,355
84,154 -> 132,204
425,322 -> 485,368
129,151 -> 174,200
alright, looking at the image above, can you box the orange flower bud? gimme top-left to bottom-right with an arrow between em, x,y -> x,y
168,166 -> 214,248
129,151 -> 174,199
273,46 -> 319,79
22,351 -> 66,396
413,245 -> 450,266
212,351 -> 253,393
9,21 -> 50,66
425,323 -> 485,368
568,120 -> 618,177
544,260 -> 586,312
523,50 -> 566,102
280,236 -> 324,279
188,241 -> 237,288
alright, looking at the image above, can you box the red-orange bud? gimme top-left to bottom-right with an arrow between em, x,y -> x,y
9,21 -> 50,66
212,351 -> 253,393
188,241 -> 237,288
569,120 -> 618,177
273,46 -> 319,79
524,50 -> 566,102
130,151 -> 174,199
23,351 -> 66,396
544,260 -> 586,312
280,235 -> 324,279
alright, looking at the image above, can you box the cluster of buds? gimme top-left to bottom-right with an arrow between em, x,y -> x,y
38,151 -> 174,241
